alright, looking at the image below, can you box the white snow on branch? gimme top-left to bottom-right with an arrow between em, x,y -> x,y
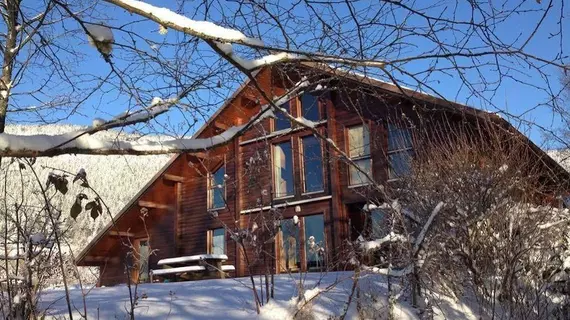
85,23 -> 114,43
413,201 -> 444,255
360,232 -> 409,251
112,0 -> 263,46
0,107 -> 273,156
363,265 -> 413,277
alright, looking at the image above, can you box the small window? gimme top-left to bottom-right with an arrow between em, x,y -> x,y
300,92 -> 320,122
347,125 -> 372,186
273,141 -> 294,198
387,124 -> 413,179
304,214 -> 326,271
301,136 -> 324,193
209,228 -> 226,255
274,101 -> 291,131
208,165 -> 226,210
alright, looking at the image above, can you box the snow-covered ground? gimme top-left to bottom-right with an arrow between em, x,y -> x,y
39,272 -> 480,319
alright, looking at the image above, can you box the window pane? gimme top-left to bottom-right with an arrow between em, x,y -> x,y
280,219 -> 300,272
211,228 -> 225,255
138,240 -> 150,282
273,141 -> 294,197
209,166 -> 225,209
348,125 -> 370,157
349,158 -> 372,185
389,150 -> 413,179
304,214 -> 326,271
388,124 -> 412,151
370,209 -> 389,239
301,92 -> 320,121
274,101 -> 291,131
302,136 -> 324,193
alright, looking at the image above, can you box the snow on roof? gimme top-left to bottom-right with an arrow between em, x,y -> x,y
151,265 -> 206,275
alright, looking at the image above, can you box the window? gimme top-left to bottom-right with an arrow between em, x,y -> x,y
370,209 -> 389,239
387,124 -> 413,179
301,136 -> 324,193
273,141 -> 294,198
280,219 -> 300,272
274,101 -> 291,131
208,165 -> 226,209
347,125 -> 372,186
304,214 -> 326,271
300,92 -> 320,121
209,228 -> 226,255
137,239 -> 150,283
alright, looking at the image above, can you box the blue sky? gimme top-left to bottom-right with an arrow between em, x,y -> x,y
8,0 -> 569,148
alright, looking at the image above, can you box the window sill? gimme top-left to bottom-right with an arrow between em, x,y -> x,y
274,195 -> 295,201
348,183 -> 372,189
207,207 -> 226,211
301,190 -> 325,196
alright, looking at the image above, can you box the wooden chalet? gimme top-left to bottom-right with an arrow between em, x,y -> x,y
75,63 -> 570,286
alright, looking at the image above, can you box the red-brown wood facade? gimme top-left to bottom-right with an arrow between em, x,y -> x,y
76,64 -> 569,286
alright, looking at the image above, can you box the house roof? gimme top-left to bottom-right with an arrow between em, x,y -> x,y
76,63 -> 570,265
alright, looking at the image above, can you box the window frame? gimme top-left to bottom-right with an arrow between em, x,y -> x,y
207,162 -> 227,210
387,124 -> 414,181
272,100 -> 292,133
297,91 -> 324,122
207,228 -> 226,255
303,214 -> 326,271
346,123 -> 373,187
272,139 -> 296,199
300,134 -> 325,194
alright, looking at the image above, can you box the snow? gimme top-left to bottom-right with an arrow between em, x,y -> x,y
157,254 -> 228,265
39,271 -> 440,319
360,232 -> 409,251
91,118 -> 105,127
151,265 -> 206,276
84,23 -> 114,42
115,0 -> 263,46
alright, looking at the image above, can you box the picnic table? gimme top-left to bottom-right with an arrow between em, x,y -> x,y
150,254 -> 235,282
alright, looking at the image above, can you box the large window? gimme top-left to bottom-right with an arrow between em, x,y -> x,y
387,124 -> 413,179
209,228 -> 226,255
274,101 -> 291,131
208,165 -> 226,209
301,136 -> 324,193
137,239 -> 150,283
300,92 -> 320,122
280,219 -> 300,272
347,125 -> 372,186
304,214 -> 326,271
273,141 -> 294,198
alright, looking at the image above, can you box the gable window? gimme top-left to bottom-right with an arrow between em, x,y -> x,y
387,124 -> 413,179
274,101 -> 291,131
301,136 -> 324,193
273,141 -> 294,198
208,165 -> 226,210
347,125 -> 372,186
208,228 -> 226,255
300,92 -> 321,122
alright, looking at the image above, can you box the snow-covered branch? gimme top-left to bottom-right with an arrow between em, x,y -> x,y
360,232 -> 409,251
0,106 -> 273,157
413,201 -> 444,256
104,1 -> 385,70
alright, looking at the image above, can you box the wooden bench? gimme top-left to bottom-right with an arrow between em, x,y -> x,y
150,254 -> 234,282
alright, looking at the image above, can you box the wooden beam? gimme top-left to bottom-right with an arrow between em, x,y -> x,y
214,121 -> 230,130
84,256 -> 120,264
138,200 -> 173,210
108,231 -> 135,237
163,173 -> 185,182
186,151 -> 207,159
